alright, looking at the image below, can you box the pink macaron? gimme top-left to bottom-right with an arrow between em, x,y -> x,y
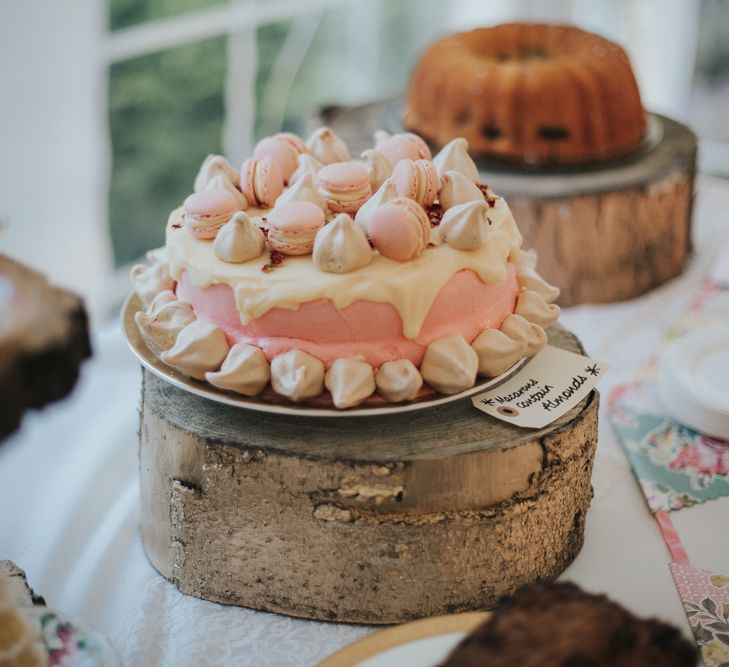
275,132 -> 307,156
369,197 -> 431,262
392,159 -> 438,206
183,190 -> 237,239
267,201 -> 326,255
377,132 -> 432,167
241,157 -> 284,208
317,162 -> 372,214
253,136 -> 299,184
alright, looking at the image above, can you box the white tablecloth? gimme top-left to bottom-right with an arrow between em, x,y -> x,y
1,176 -> 728,666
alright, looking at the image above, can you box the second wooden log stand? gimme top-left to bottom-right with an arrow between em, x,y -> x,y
138,325 -> 599,623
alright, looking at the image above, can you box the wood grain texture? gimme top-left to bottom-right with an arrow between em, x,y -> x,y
138,326 -> 599,622
321,104 -> 696,306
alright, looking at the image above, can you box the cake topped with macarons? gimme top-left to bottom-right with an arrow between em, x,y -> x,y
132,128 -> 561,408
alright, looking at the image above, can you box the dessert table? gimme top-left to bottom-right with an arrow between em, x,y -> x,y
1,175 -> 727,666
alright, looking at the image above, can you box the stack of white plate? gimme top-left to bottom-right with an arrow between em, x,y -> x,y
658,325 -> 729,441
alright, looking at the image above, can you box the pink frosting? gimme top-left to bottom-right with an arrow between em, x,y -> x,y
176,264 -> 519,368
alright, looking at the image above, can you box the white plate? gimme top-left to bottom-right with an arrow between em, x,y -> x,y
659,325 -> 729,440
317,612 -> 489,667
122,293 -> 530,418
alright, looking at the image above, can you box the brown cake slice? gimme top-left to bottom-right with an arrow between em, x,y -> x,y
441,582 -> 697,667
0,255 -> 91,441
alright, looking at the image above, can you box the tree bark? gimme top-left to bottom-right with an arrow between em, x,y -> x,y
138,325 -> 599,623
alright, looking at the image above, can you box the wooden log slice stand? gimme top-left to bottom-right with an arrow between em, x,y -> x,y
139,325 -> 598,624
321,103 -> 697,306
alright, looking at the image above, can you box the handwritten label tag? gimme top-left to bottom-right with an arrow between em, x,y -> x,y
471,346 -> 608,428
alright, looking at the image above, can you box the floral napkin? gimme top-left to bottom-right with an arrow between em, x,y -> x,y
608,279 -> 729,667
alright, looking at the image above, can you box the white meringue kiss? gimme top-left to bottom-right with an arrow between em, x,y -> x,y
205,173 -> 248,210
290,153 -> 324,185
313,214 -> 373,274
213,212 -> 266,263
130,260 -> 174,307
517,270 -> 561,304
206,343 -> 270,396
305,127 -> 350,165
439,170 -> 484,210
500,314 -> 547,357
360,149 -> 393,192
325,357 -> 376,408
375,359 -> 423,402
276,172 -> 328,212
270,349 -> 325,402
515,290 -> 561,328
194,154 -> 240,191
354,178 -> 398,236
161,320 -> 230,380
432,138 -> 479,184
471,328 -> 526,377
135,291 -> 195,357
420,334 -> 478,395
439,200 -> 490,250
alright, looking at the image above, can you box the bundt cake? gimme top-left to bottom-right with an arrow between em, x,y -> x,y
404,23 -> 647,165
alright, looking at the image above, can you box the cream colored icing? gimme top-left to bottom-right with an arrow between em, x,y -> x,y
206,342 -> 270,396
360,149 -> 393,192
439,170 -> 484,210
306,127 -> 350,164
313,214 -> 373,274
166,194 -> 522,339
324,356 -> 376,408
290,153 -> 323,185
515,290 -> 561,328
276,172 -> 328,211
500,314 -> 547,357
135,290 -> 195,356
194,154 -> 239,191
471,328 -> 526,377
131,260 -> 174,307
205,173 -> 248,210
213,212 -> 266,263
517,269 -> 561,303
160,320 -> 229,380
270,349 -> 324,401
354,178 -> 398,236
439,200 -> 490,250
420,334 -> 478,394
432,138 -> 479,183
375,359 -> 422,402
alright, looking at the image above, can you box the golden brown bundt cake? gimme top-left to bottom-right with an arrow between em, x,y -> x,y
440,582 -> 697,667
404,23 -> 647,165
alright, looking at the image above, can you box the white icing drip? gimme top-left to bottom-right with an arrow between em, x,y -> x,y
166,189 -> 522,339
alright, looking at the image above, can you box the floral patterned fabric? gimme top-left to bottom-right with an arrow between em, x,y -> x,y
671,563 -> 729,667
611,407 -> 729,513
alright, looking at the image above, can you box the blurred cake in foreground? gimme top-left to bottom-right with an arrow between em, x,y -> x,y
441,582 -> 696,667
404,23 -> 646,165
0,256 -> 91,441
132,129 -> 561,408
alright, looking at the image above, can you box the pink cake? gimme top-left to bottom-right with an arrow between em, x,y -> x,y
132,130 -> 561,408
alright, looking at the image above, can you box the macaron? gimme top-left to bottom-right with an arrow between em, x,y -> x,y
253,136 -> 299,184
267,201 -> 326,255
369,197 -> 431,262
183,190 -> 237,239
275,132 -> 307,156
317,162 -> 372,214
377,132 -> 432,166
240,157 -> 284,207
392,159 -> 438,206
